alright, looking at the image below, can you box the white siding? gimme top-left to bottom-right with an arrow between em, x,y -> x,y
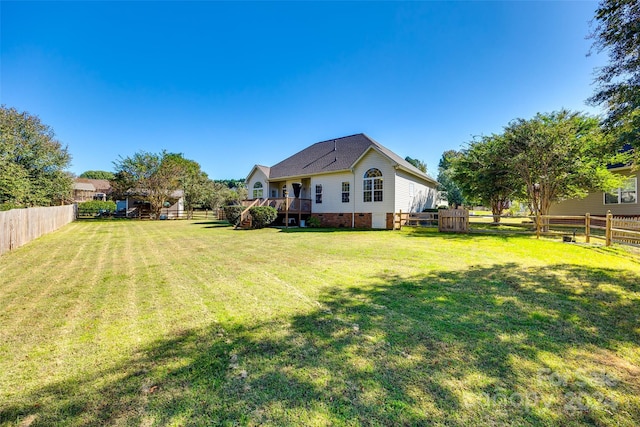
310,172 -> 353,213
246,168 -> 268,199
394,170 -> 438,213
353,149 -> 396,214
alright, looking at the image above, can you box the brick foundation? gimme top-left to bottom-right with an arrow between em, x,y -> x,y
386,213 -> 395,230
311,212 -> 396,229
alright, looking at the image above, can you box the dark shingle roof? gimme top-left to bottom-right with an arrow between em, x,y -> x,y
268,133 -> 436,183
75,178 -> 111,193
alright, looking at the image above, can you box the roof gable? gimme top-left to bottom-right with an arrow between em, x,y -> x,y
247,164 -> 271,182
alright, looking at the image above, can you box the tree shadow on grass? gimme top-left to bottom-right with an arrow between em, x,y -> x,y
190,220 -> 232,228
2,264 -> 639,426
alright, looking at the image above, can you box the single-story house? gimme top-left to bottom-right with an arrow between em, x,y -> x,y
245,133 -> 439,229
72,178 -> 112,202
550,165 -> 639,217
116,189 -> 184,219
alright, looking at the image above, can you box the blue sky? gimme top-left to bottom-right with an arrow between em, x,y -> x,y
1,1 -> 604,180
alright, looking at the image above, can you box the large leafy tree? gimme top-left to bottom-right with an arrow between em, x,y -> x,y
113,150 -> 186,219
452,135 -> 517,223
169,156 -> 215,219
588,0 -> 640,152
502,110 -> 617,224
113,151 -> 221,219
437,150 -> 465,208
0,106 -> 73,209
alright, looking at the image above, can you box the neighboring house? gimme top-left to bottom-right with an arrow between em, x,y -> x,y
72,178 -> 112,202
245,133 -> 439,229
116,189 -> 185,219
550,165 -> 639,217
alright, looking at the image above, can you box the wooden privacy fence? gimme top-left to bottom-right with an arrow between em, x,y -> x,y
439,209 -> 469,232
0,205 -> 76,256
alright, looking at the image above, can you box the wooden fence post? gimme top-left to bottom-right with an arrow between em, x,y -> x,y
398,210 -> 402,230
535,213 -> 541,239
285,196 -> 289,229
585,213 -> 590,244
605,210 -> 612,247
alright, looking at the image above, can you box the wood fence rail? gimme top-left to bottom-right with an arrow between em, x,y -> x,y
0,205 -> 76,256
394,209 -> 640,247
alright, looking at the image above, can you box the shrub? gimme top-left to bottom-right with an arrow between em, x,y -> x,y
307,216 -> 321,228
78,200 -> 116,215
224,205 -> 244,226
248,206 -> 278,229
0,202 -> 23,211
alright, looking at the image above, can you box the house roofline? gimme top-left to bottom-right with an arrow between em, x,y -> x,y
351,144 -> 439,186
267,168 -> 354,182
394,164 -> 439,186
246,164 -> 270,182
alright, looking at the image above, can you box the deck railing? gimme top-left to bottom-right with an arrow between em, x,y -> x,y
243,198 -> 312,213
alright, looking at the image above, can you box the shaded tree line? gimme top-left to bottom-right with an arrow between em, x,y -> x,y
444,110 -> 623,224
440,0 -> 638,220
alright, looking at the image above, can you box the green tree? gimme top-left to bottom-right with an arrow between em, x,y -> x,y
588,0 -> 640,152
79,170 -> 115,180
437,150 -> 465,208
452,135 -> 517,223
502,110 -> 618,224
170,156 -> 215,219
0,106 -> 73,208
113,150 -> 186,219
404,156 -> 428,174
213,179 -> 247,205
215,179 -> 246,190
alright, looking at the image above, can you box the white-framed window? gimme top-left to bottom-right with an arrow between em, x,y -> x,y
605,177 -> 637,205
315,184 -> 322,204
409,183 -> 415,198
271,189 -> 278,198
342,182 -> 350,203
252,182 -> 263,199
363,168 -> 383,202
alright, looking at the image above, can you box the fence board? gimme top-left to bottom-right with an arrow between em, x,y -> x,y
438,209 -> 469,233
611,216 -> 640,246
0,205 -> 76,256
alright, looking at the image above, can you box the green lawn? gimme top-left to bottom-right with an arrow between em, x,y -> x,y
1,220 -> 639,426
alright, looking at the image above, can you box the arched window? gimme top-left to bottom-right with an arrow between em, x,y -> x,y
363,168 -> 383,202
252,182 -> 263,199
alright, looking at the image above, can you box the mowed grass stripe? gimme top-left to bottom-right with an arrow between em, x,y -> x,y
1,220 -> 639,426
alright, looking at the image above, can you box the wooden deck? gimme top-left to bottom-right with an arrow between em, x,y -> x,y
242,198 -> 312,214
239,198 -> 312,228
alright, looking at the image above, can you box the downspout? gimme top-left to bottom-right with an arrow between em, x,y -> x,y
352,168 -> 356,228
